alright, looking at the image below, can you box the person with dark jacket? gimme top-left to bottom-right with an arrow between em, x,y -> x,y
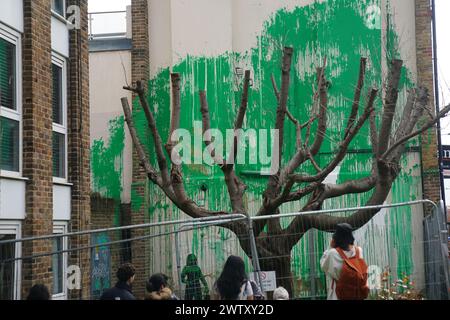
100,263 -> 136,300
27,284 -> 51,300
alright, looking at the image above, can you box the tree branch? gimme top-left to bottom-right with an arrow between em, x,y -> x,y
290,88 -> 378,185
264,47 -> 294,200
228,70 -> 251,167
377,59 -> 403,157
199,91 -> 225,166
121,97 -> 162,186
344,57 -> 367,139
123,81 -> 171,186
382,103 -> 450,160
310,60 -> 329,155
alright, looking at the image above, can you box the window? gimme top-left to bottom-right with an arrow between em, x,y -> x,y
1,117 -> 20,172
0,37 -> 16,110
51,54 -> 67,181
52,223 -> 67,300
51,0 -> 66,18
0,25 -> 21,176
0,223 -> 21,300
0,235 -> 16,300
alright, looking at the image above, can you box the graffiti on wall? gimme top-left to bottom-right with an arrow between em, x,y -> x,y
91,233 -> 112,299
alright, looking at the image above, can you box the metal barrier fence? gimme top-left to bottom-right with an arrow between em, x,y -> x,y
0,200 -> 448,300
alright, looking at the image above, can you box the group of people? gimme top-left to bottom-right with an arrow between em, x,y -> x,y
99,255 -> 270,301
26,222 -> 368,301
99,222 -> 367,301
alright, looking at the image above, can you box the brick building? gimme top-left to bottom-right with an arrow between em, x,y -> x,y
0,0 -> 90,300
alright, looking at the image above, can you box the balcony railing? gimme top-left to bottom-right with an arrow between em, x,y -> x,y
88,11 -> 127,40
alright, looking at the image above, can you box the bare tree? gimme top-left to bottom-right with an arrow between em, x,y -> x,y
122,47 -> 450,295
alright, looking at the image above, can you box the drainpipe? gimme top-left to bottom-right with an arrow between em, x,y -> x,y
431,0 -> 447,215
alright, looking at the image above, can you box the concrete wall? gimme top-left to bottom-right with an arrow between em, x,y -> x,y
140,0 -> 428,297
89,50 -> 133,204
88,0 -> 439,298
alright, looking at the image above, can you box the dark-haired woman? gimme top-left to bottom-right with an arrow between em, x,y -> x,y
212,255 -> 254,300
320,223 -> 364,300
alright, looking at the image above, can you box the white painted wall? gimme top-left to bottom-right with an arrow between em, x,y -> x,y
0,179 -> 26,220
89,50 -> 133,203
51,16 -> 69,57
148,0 -> 173,77
0,0 -> 24,33
53,185 -> 71,221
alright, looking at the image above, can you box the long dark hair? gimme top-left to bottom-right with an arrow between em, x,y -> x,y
333,223 -> 355,251
216,255 -> 247,300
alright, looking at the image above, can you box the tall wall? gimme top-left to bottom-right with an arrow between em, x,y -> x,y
67,0 -> 91,300
86,0 -> 440,298
131,0 -> 151,298
415,0 -> 441,207
21,0 -> 54,296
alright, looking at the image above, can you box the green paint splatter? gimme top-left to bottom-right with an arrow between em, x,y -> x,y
91,116 -> 125,226
125,0 -> 425,297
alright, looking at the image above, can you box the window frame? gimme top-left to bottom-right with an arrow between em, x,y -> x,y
0,24 -> 22,179
0,221 -> 22,300
52,222 -> 68,300
51,53 -> 68,183
51,0 -> 67,20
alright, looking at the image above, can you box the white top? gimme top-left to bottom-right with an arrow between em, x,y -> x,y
320,246 -> 363,300
238,281 -> 254,300
213,280 -> 254,300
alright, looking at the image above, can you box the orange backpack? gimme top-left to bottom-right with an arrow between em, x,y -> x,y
334,247 -> 369,300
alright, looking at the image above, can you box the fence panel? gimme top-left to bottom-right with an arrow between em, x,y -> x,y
0,200 -> 448,300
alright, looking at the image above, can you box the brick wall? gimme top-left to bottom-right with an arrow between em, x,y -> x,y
415,0 -> 442,210
21,0 -> 54,298
67,0 -> 91,299
130,0 -> 150,299
90,194 -> 130,295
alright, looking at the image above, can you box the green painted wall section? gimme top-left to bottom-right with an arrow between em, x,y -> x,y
88,0 -> 427,297
91,116 -> 125,227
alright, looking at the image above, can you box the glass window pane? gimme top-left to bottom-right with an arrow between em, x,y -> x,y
0,235 -> 16,300
52,64 -> 63,125
0,37 -> 16,110
0,117 -> 20,172
52,237 -> 63,295
52,132 -> 66,178
51,0 -> 65,17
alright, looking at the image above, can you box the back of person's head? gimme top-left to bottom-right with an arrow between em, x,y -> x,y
333,223 -> 355,250
273,287 -> 289,300
187,254 -> 198,266
217,255 -> 247,300
146,273 -> 169,292
117,263 -> 136,283
27,284 -> 50,300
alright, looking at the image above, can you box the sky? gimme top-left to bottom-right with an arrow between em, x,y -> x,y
88,0 -> 450,134
88,0 -> 130,12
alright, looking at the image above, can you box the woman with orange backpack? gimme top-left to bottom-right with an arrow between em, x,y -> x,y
320,223 -> 369,300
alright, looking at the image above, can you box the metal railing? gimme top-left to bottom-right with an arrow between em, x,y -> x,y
88,11 -> 127,40
0,199 -> 448,300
